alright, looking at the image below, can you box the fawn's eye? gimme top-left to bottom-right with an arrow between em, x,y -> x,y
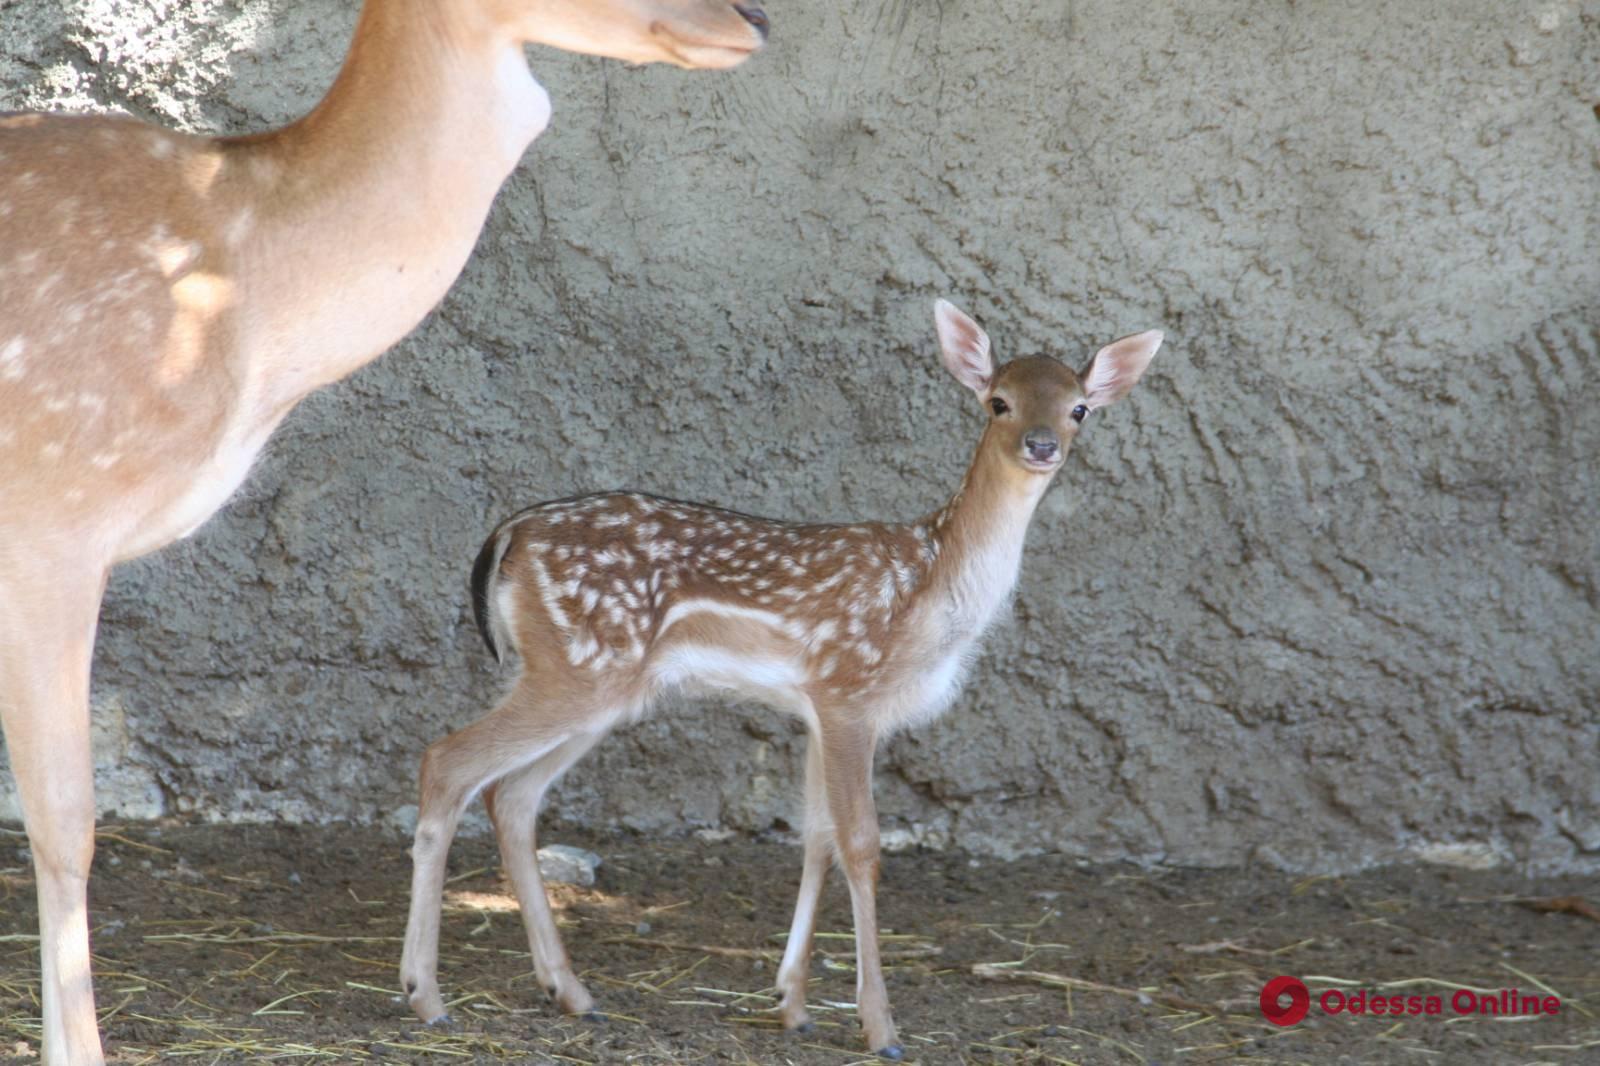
1071,404 -> 1089,423
990,397 -> 1010,416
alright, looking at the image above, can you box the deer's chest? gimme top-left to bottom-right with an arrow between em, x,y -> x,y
866,604 -> 995,733
116,411 -> 280,561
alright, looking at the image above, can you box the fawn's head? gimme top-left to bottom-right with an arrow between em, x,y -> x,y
933,299 -> 1162,481
501,0 -> 768,69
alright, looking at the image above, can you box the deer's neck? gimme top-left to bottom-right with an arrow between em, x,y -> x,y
230,0 -> 550,411
920,440 -> 1051,642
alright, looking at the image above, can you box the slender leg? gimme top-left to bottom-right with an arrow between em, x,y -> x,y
399,698 -> 574,1024
0,567 -> 109,1066
819,719 -> 900,1058
482,731 -> 603,1016
775,729 -> 830,1031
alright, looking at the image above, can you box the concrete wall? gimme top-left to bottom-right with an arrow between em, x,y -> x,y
1,0 -> 1595,873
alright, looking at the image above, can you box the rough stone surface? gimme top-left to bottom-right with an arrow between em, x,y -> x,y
0,1 -> 1595,873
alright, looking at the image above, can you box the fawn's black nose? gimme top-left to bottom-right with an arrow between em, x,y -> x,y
733,4 -> 769,38
1024,428 -> 1060,462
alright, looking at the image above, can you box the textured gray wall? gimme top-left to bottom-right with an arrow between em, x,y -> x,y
1,0 -> 1596,873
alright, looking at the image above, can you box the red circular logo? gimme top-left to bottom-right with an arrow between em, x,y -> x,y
1261,975 -> 1310,1026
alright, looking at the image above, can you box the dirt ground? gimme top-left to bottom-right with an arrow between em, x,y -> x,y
0,823 -> 1596,1065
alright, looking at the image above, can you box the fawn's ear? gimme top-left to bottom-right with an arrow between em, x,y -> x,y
934,299 -> 994,395
1080,329 -> 1162,410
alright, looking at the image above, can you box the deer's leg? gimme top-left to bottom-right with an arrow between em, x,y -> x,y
776,728 -> 830,1032
399,698 -> 576,1024
819,720 -> 900,1058
0,568 -> 108,1066
483,732 -> 603,1017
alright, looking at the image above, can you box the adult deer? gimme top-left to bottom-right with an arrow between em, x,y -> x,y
402,301 -> 1161,1057
0,2 -> 767,1062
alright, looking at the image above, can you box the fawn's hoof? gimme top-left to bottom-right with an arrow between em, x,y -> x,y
424,1013 -> 454,1030
583,1011 -> 605,1025
876,1044 -> 905,1061
792,1020 -> 815,1035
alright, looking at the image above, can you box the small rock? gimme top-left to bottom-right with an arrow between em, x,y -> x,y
880,828 -> 919,853
634,920 -> 652,935
538,844 -> 601,887
387,804 -> 419,837
1415,842 -> 1502,870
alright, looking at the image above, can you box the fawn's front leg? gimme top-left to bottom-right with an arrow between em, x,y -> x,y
819,718 -> 901,1059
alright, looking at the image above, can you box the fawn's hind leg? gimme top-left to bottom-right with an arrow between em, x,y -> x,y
776,728 -> 832,1032
399,696 -> 576,1023
484,731 -> 605,1016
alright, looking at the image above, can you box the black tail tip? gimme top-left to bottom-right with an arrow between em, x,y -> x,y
469,530 -> 503,662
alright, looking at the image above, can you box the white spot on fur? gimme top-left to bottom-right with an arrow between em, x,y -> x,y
528,555 -> 571,634
0,336 -> 26,380
657,599 -> 791,640
569,632 -> 600,666
812,571 -> 847,593
225,207 -> 254,246
155,240 -> 201,278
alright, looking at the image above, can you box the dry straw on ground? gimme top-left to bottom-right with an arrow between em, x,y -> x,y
1,824 -> 1596,1064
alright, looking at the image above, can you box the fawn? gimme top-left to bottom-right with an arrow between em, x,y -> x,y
400,300 -> 1161,1057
